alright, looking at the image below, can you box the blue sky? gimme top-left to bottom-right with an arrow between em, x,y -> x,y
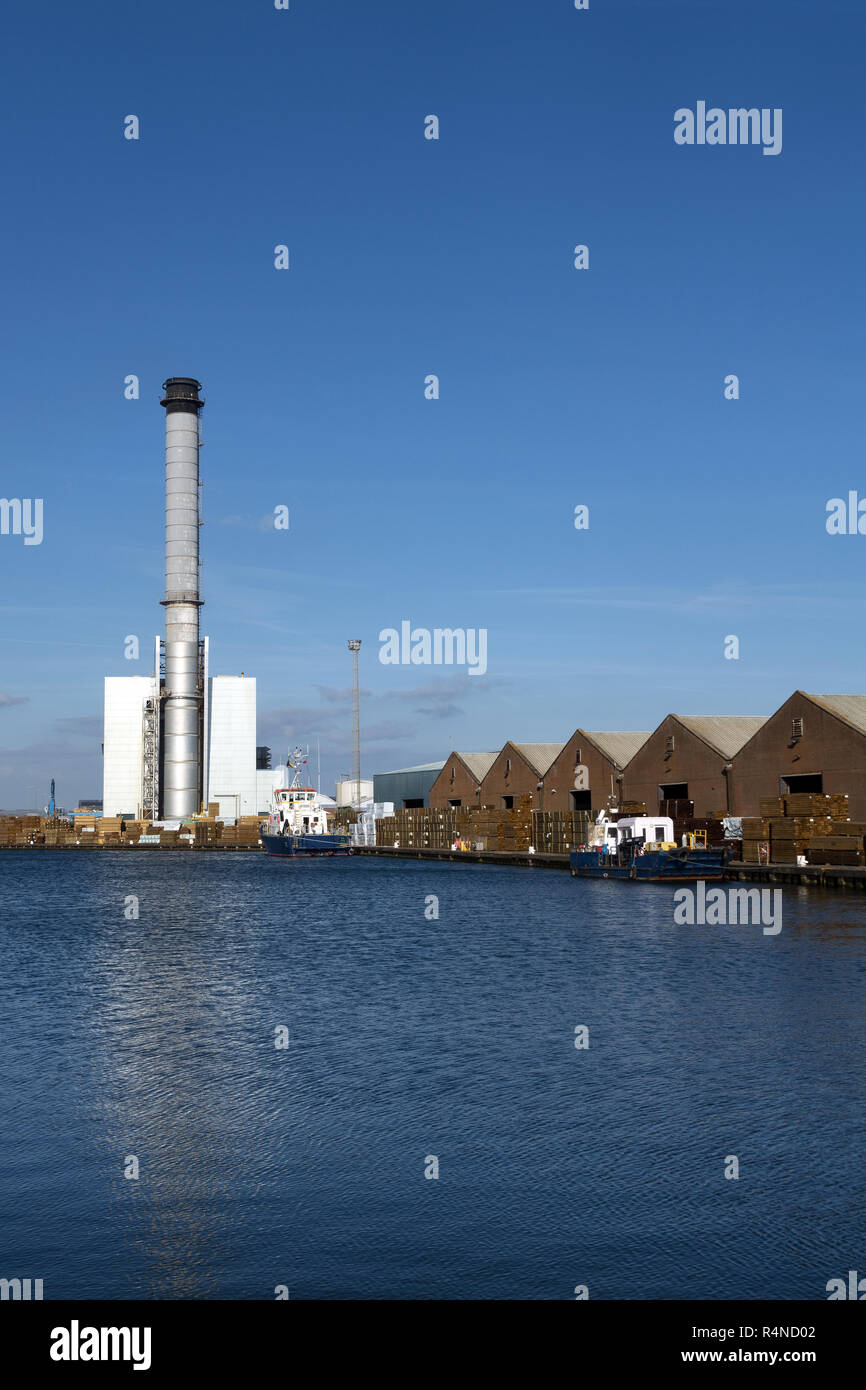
1,0 -> 864,808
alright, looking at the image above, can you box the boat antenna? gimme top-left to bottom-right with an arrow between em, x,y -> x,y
287,745 -> 307,790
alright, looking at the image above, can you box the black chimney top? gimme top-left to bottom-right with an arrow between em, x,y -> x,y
160,378 -> 204,412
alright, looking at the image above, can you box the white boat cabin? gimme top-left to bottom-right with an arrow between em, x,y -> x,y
588,814 -> 675,850
268,787 -> 329,837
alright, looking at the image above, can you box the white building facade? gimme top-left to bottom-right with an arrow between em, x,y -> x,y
102,667 -> 258,819
256,764 -> 289,816
205,675 -> 257,818
103,676 -> 158,817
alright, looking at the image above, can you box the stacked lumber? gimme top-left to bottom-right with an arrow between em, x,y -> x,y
806,835 -> 864,867
740,817 -> 770,863
532,810 -> 592,853
193,818 -> 222,846
760,793 -> 849,819
220,820 -> 262,846
745,794 -> 860,864
0,815 -> 47,846
373,803 -> 585,853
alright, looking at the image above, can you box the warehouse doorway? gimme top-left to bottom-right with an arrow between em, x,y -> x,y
403,798 -> 424,809
570,790 -> 591,811
659,783 -> 688,800
780,774 -> 823,793
448,799 -> 461,808
501,795 -> 514,809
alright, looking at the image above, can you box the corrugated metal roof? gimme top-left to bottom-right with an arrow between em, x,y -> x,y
455,751 -> 499,781
580,730 -> 651,768
805,693 -> 866,736
675,715 -> 767,758
511,743 -> 566,775
378,761 -> 447,775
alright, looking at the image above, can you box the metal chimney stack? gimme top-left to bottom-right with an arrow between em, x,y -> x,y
160,378 -> 204,820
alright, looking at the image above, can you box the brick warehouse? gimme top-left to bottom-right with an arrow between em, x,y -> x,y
621,714 -> 767,819
479,743 -> 565,810
387,694 -> 866,824
730,693 -> 866,821
541,730 -> 651,813
428,752 -> 499,808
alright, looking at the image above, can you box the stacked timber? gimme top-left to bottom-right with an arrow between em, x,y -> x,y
193,818 -> 222,846
759,793 -> 849,819
99,817 -> 123,847
745,794 -> 860,864
220,818 -> 262,847
740,818 -> 770,863
374,801 -> 577,853
0,815 -> 47,846
532,810 -> 592,853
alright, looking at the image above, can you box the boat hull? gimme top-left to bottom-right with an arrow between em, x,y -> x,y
569,847 -> 728,881
262,832 -> 351,858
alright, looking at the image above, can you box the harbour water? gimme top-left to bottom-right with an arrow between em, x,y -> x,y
1,851 -> 864,1300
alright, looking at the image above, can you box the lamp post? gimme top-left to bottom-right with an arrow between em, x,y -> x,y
348,640 -> 362,813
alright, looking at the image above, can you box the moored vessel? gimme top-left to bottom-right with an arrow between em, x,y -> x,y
569,813 -> 729,881
261,749 -> 351,858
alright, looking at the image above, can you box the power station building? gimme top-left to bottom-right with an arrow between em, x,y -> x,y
102,379 -> 258,820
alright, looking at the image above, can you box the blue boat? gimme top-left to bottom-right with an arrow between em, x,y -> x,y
262,831 -> 350,858
261,747 -> 351,858
569,814 -> 729,882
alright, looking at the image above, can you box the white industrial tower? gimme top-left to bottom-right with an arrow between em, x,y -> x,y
102,378 -> 257,820
160,378 -> 204,820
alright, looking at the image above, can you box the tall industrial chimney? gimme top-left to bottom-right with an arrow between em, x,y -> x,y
160,377 -> 204,820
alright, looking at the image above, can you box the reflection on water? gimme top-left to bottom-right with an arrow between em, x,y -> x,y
1,851 -> 865,1299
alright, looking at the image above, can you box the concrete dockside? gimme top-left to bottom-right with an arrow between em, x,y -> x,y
4,842 -> 866,889
354,845 -> 571,870
353,846 -> 866,888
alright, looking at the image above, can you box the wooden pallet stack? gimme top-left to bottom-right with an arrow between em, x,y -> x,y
743,794 -> 860,864
531,810 -> 592,853
0,815 -> 44,846
99,816 -> 123,846
374,798 -> 574,853
219,817 -> 261,848
193,818 -> 222,846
